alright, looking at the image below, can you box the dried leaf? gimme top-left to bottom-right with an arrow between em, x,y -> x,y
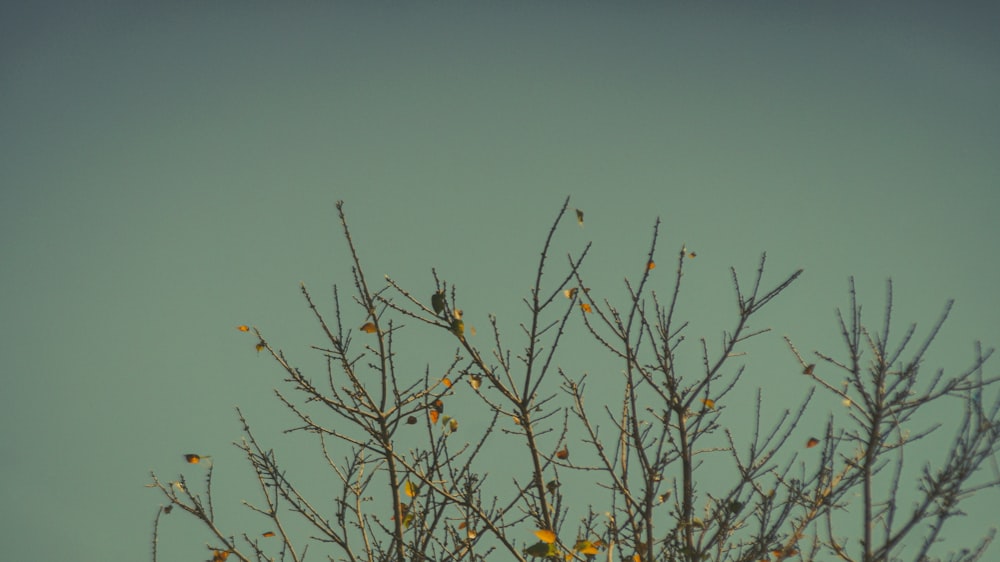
441,377 -> 452,388
360,322 -> 377,333
575,208 -> 584,226
429,410 -> 440,424
469,375 -> 482,390
803,363 -> 815,375
406,416 -> 418,425
806,437 -> 820,448
184,454 -> 202,464
580,303 -> 592,313
563,287 -> 578,299
555,446 -> 569,460
262,531 -> 275,538
236,325 -> 250,332
647,260 -> 655,270
701,398 -> 716,410
449,417 -> 459,432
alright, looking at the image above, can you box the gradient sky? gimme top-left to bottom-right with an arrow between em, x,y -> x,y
2,2 -> 999,561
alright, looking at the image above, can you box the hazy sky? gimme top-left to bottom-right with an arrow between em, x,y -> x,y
2,2 -> 999,560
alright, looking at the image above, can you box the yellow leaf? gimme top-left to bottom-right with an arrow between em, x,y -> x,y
449,418 -> 459,432
534,529 -> 557,544
575,209 -> 584,226
701,398 -> 715,410
563,288 -> 578,299
469,375 -> 482,390
405,480 -> 418,497
647,260 -> 655,270
184,454 -> 201,464
236,325 -> 250,332
255,341 -> 266,352
360,322 -> 377,333
580,303 -> 592,313
262,531 -> 275,538
441,377 -> 452,388
574,540 -> 599,555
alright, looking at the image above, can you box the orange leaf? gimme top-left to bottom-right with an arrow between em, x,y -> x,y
236,325 -> 250,332
701,398 -> 716,410
360,322 -> 377,333
184,454 -> 201,464
534,529 -> 557,544
580,303 -> 592,313
213,551 -> 230,562
688,251 -> 697,258
555,446 -> 569,460
458,522 -> 467,529
405,480 -> 418,497
262,531 -> 275,538
429,410 -> 440,424
806,437 -> 820,448
441,377 -> 452,388
803,363 -> 815,375
647,260 -> 655,270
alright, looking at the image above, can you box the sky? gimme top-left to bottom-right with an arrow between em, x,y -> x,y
2,1 -> 999,560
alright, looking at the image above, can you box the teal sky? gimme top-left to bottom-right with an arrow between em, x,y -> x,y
2,2 -> 999,560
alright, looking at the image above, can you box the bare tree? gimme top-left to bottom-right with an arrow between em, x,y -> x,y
149,199 -> 1000,562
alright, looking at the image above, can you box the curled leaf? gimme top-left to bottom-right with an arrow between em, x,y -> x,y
803,363 -> 815,375
449,417 -> 459,432
575,209 -> 584,226
701,398 -> 716,410
184,454 -> 202,464
555,446 -> 569,460
563,287 -> 578,299
469,374 -> 482,390
806,437 -> 820,448
262,531 -> 275,538
360,322 -> 377,334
